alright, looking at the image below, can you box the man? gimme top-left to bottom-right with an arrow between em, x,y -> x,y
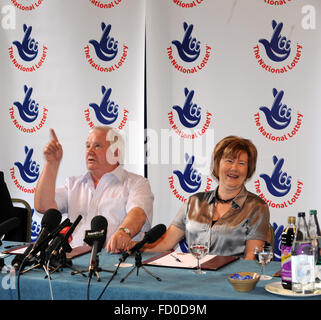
34,126 -> 154,253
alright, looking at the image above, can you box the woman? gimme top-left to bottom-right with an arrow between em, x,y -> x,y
143,136 -> 270,260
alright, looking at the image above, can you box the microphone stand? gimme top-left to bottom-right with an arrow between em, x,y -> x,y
19,262 -> 41,274
18,252 -> 44,275
19,238 -> 61,276
71,254 -> 113,281
46,243 -> 86,277
120,251 -> 161,283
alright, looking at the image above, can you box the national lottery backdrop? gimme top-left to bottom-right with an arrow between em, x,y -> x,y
0,0 -> 145,242
1,0 -> 321,260
146,0 -> 321,259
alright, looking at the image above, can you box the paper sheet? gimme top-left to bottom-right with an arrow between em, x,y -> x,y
2,244 -> 91,258
148,253 -> 216,268
9,247 -> 28,254
2,245 -> 29,255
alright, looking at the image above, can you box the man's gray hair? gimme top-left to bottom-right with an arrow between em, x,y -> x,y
90,126 -> 125,165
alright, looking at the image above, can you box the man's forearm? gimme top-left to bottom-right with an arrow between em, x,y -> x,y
34,162 -> 59,213
118,207 -> 147,237
106,207 -> 147,253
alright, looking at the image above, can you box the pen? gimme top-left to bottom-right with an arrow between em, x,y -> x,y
4,245 -> 18,249
170,253 -> 182,263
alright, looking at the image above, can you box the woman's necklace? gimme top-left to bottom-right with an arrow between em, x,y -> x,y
215,188 -> 235,204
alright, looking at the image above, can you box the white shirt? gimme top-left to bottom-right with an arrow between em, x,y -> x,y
55,165 -> 154,248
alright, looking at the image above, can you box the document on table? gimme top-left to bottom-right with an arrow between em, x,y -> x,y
2,244 -> 91,258
143,252 -> 216,269
143,252 -> 239,270
11,247 -> 28,254
2,244 -> 29,254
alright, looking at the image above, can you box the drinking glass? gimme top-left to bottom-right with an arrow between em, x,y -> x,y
254,245 -> 273,280
295,260 -> 313,287
186,220 -> 211,275
315,264 -> 321,288
190,242 -> 209,274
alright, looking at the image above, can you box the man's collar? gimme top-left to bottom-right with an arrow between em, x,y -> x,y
107,165 -> 126,183
82,165 -> 126,184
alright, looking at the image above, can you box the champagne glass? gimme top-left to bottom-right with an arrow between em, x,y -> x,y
254,245 -> 273,280
190,242 -> 209,274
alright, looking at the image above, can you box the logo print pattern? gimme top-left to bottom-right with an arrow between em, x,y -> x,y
173,88 -> 201,128
13,85 -> 39,123
89,22 -> 118,61
259,20 -> 291,62
259,88 -> 292,130
14,146 -> 40,184
13,24 -> 39,62
31,216 -> 41,243
172,22 -> 201,63
89,85 -> 119,124
259,155 -> 292,197
173,153 -> 202,193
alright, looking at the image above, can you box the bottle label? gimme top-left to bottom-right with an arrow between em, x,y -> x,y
281,246 -> 292,281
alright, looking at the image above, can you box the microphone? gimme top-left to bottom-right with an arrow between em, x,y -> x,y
120,224 -> 166,262
25,208 -> 62,262
84,215 -> 107,278
0,217 -> 20,242
60,226 -> 73,243
47,217 -> 71,243
44,218 -> 71,261
61,215 -> 82,248
46,214 -> 82,260
13,211 -> 62,271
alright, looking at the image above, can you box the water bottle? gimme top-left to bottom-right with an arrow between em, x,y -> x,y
291,212 -> 315,294
281,216 -> 296,290
308,210 -> 321,288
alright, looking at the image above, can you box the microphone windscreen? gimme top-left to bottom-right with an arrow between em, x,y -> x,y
41,208 -> 62,232
91,215 -> 108,232
0,217 -> 20,236
88,216 -> 107,252
145,224 -> 166,243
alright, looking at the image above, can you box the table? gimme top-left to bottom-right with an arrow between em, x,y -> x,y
0,242 -> 320,302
